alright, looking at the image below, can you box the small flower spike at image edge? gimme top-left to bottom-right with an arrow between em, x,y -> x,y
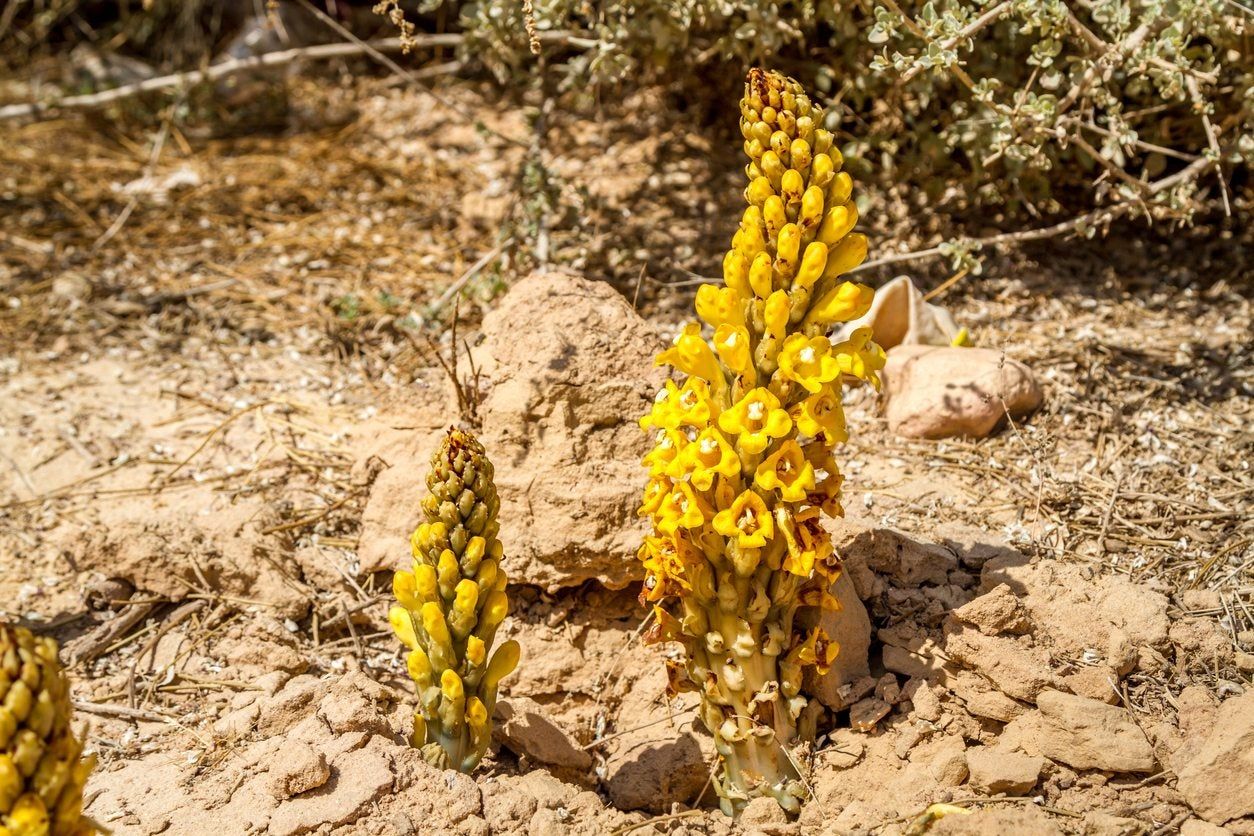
0,623 -> 99,836
637,68 -> 885,817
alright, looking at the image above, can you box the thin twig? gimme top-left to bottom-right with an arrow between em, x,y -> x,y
161,401 -> 268,484
1186,75 -> 1231,218
580,708 -> 697,750
922,267 -> 970,302
853,151 -> 1216,273
428,238 -> 514,319
0,31 -> 591,123
72,700 -> 177,723
899,2 -> 1012,84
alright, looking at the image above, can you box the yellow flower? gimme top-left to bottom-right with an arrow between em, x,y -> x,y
787,627 -> 840,673
678,426 -> 741,490
778,507 -> 831,576
656,481 -> 711,536
642,429 -> 686,477
712,489 -> 774,549
641,378 -> 715,431
809,472 -> 844,518
805,280 -> 873,326
655,323 -> 723,386
639,475 -> 673,518
777,334 -> 840,394
638,536 -> 680,602
833,327 -> 886,386
791,387 -> 848,443
764,290 -> 790,340
717,388 -> 792,455
696,284 -> 746,330
754,440 -> 816,502
713,324 -> 754,382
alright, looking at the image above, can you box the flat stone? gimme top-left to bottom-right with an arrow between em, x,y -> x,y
881,345 -> 1043,439
1176,690 -> 1254,824
801,572 -> 872,710
966,747 -> 1044,795
1035,690 -> 1156,773
494,697 -> 593,774
849,698 -> 891,732
952,583 -> 1031,636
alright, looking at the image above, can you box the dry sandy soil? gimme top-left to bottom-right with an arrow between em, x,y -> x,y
1,72 -> 1251,835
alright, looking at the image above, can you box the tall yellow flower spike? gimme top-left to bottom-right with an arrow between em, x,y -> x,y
390,428 -> 519,773
637,69 -> 883,817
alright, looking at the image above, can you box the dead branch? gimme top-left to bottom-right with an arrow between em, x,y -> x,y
853,152 -> 1217,274
0,30 -> 592,123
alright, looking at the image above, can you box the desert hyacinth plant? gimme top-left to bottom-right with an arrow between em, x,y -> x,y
0,624 -> 96,836
638,68 -> 885,816
390,428 -> 519,773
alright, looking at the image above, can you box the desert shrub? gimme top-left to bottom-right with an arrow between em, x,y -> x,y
390,0 -> 1251,237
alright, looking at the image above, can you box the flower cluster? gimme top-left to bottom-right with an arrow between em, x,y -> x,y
637,69 -> 885,816
390,428 -> 520,773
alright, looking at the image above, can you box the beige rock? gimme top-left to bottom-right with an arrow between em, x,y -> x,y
827,519 -> 958,588
980,557 -> 1170,674
601,667 -> 713,812
1106,629 -> 1138,677
1035,690 -> 1156,773
1171,619 -> 1236,667
966,747 -> 1044,795
1180,820 -> 1232,836
268,744 -> 395,836
880,345 -> 1043,439
953,584 -> 1031,636
1177,686 -> 1219,739
801,571 -> 872,710
928,737 -> 969,787
950,671 -> 1027,723
876,674 -> 902,704
741,796 -> 790,828
997,710 -> 1046,757
850,697 -> 892,731
821,728 -> 865,769
268,743 -> 330,799
943,620 -> 1058,703
1179,589 -> 1222,611
1062,666 -> 1120,704
883,644 -> 947,680
839,675 -> 879,707
494,697 -> 593,774
1176,690 -> 1254,824
911,680 -> 943,722
356,271 -> 664,588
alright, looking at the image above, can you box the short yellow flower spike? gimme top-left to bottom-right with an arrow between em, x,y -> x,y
391,428 -> 519,773
0,625 -> 98,836
637,69 -> 883,818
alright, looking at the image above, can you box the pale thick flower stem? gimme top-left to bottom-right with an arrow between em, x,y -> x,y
702,650 -> 804,816
693,599 -> 806,816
